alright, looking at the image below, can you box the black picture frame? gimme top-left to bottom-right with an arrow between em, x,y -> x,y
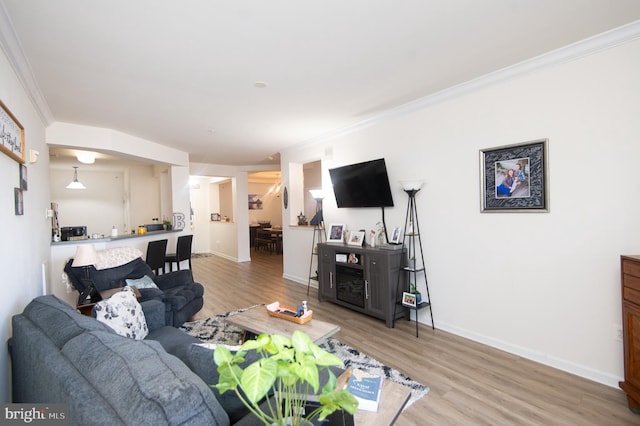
480,139 -> 549,212
14,187 -> 23,215
19,163 -> 27,190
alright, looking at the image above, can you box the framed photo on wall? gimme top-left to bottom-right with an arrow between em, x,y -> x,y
20,164 -> 28,190
328,223 -> 345,243
14,188 -> 23,215
480,139 -> 549,212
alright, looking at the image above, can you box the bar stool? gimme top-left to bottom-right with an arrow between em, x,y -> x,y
166,235 -> 193,271
145,239 -> 168,275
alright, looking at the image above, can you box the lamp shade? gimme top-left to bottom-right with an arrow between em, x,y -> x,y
309,189 -> 325,200
72,244 -> 98,267
66,166 -> 86,190
399,179 -> 424,191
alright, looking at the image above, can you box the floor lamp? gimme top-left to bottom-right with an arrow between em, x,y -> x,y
307,190 -> 326,295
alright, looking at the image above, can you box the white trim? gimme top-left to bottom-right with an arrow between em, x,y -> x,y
0,2 -> 54,125
297,20 -> 640,149
434,319 -> 622,389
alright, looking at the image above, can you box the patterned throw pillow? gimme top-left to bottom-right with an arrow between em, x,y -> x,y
125,275 -> 158,290
95,287 -> 148,340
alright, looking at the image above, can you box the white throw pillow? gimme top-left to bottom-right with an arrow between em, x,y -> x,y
95,287 -> 148,340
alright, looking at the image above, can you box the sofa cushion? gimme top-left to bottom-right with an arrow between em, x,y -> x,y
61,330 -> 230,425
21,295 -> 112,348
183,343 -> 262,424
95,287 -> 148,340
162,281 -> 204,311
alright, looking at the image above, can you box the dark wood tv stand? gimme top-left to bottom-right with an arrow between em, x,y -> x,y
317,242 -> 406,327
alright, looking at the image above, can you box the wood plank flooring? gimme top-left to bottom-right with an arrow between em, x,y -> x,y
190,251 -> 639,425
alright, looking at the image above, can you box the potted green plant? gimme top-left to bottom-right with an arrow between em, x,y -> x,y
410,283 -> 422,304
163,220 -> 172,230
213,330 -> 358,426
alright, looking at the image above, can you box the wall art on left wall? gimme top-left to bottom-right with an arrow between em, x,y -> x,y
14,188 -> 23,215
0,100 -> 25,163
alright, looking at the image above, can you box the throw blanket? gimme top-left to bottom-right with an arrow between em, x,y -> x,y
63,246 -> 144,292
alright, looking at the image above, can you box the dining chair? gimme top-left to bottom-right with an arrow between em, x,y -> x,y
254,229 -> 276,253
166,234 -> 193,271
145,239 -> 168,275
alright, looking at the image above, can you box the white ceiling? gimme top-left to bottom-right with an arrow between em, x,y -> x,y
2,1 -> 640,166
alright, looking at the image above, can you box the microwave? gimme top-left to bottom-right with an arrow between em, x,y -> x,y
61,226 -> 87,241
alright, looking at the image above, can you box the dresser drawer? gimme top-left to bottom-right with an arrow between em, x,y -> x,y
625,286 -> 640,306
625,274 -> 640,292
623,259 -> 640,279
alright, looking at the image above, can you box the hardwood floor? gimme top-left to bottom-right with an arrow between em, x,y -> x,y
191,251 -> 639,425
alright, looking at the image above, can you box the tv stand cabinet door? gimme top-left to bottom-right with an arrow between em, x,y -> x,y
365,253 -> 386,319
318,246 -> 336,302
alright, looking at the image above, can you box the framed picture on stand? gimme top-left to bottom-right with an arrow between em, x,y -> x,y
348,230 -> 365,246
389,226 -> 402,244
328,224 -> 345,243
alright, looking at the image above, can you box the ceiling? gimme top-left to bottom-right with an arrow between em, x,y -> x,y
2,1 -> 640,166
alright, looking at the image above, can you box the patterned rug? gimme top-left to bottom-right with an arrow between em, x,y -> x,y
180,306 -> 429,409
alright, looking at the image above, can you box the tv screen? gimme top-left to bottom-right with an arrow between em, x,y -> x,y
329,158 -> 394,208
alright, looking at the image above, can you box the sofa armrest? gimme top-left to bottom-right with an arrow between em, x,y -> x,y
155,270 -> 194,290
141,299 -> 167,331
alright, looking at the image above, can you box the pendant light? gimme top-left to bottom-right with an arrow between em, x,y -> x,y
66,166 -> 86,189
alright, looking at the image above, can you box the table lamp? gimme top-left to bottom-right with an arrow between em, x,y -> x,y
72,244 -> 102,305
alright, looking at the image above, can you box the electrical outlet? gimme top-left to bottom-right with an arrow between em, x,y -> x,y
615,325 -> 623,341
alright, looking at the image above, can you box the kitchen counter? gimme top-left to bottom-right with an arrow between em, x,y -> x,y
51,229 -> 182,246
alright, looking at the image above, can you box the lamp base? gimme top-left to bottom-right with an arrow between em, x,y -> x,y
78,281 -> 102,305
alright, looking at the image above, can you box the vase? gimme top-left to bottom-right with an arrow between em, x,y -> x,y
271,418 -> 313,426
415,293 -> 422,304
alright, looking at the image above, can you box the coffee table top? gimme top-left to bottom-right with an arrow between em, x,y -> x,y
356,380 -> 411,425
225,305 -> 341,343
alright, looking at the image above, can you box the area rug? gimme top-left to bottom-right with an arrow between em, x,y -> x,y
181,306 -> 429,408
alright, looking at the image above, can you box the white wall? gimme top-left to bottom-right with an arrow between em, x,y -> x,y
0,48 -> 51,403
50,168 -> 125,236
281,38 -> 640,387
129,165 -> 161,230
248,182 -> 282,227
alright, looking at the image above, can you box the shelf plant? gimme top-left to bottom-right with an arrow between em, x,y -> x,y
410,282 -> 422,304
213,330 -> 358,426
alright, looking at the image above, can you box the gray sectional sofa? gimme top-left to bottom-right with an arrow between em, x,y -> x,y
9,294 -> 256,425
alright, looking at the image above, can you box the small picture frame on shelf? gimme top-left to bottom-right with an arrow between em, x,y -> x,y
402,292 -> 416,308
328,223 -> 345,243
389,225 -> 402,244
348,230 -> 365,246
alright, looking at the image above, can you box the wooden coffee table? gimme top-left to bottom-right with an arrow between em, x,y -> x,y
225,305 -> 341,343
356,380 -> 411,425
227,306 -> 411,425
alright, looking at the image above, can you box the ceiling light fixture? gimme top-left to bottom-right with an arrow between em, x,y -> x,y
66,166 -> 86,189
76,152 -> 96,164
253,81 -> 268,88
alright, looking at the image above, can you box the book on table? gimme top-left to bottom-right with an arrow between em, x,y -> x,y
346,369 -> 384,412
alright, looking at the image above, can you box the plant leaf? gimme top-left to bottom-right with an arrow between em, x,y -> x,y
240,358 -> 278,403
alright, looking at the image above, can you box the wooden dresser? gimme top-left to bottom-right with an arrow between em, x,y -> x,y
620,255 -> 640,412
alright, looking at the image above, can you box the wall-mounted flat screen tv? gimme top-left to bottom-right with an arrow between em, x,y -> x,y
329,158 -> 394,208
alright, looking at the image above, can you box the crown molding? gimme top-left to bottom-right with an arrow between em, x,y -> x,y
298,19 -> 640,149
0,2 -> 54,125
